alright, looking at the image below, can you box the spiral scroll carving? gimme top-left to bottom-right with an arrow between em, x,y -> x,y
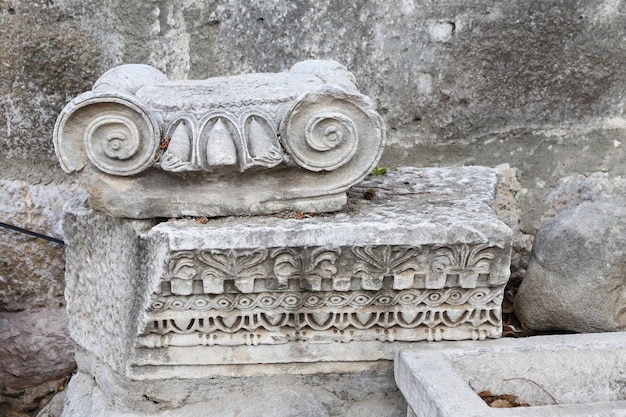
281,88 -> 379,172
305,111 -> 357,154
286,110 -> 359,171
84,112 -> 157,175
85,115 -> 140,163
54,93 -> 160,177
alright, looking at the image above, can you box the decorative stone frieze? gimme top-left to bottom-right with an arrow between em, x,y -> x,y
53,60 -> 385,218
62,167 -> 511,383
140,243 -> 504,349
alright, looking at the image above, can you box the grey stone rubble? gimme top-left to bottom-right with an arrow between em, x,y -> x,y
59,166 -> 511,416
541,172 -> 626,222
0,307 -> 74,391
395,332 -> 626,417
53,60 -> 385,218
0,179 -> 86,416
515,201 -> 626,333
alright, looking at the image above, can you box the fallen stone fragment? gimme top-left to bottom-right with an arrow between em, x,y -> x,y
396,332 -> 626,416
53,60 -> 385,218
515,201 -> 626,333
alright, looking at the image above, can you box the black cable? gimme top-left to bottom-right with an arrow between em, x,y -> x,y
0,221 -> 65,245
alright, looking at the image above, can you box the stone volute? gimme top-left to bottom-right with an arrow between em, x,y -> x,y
53,60 -> 385,218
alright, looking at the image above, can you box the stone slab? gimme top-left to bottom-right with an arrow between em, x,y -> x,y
395,332 -> 626,417
62,166 -> 511,381
58,355 -> 405,417
60,165 -> 511,416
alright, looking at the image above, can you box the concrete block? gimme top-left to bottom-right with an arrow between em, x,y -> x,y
396,332 -> 626,416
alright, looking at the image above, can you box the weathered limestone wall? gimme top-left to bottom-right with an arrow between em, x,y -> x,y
4,1 -> 626,228
1,0 -> 625,414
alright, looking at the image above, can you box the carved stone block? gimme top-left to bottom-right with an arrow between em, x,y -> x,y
62,167 -> 511,383
53,61 -> 385,218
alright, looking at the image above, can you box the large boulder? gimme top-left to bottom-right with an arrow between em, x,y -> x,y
515,201 -> 626,333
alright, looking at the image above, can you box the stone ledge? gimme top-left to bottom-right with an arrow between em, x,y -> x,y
59,348 -> 405,417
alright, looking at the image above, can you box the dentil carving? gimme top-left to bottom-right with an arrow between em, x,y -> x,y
142,243 -> 506,347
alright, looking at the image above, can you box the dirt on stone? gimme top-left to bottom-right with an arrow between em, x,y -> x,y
478,390 -> 530,408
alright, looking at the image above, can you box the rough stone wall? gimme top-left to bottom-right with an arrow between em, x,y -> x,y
1,0 -> 625,414
0,179 -> 85,416
3,0 -> 626,228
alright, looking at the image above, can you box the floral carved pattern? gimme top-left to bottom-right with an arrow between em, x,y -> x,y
430,243 -> 496,288
166,251 -> 199,295
198,249 -> 268,293
159,244 -> 505,295
352,246 -> 421,290
145,243 -> 507,346
271,248 -> 341,291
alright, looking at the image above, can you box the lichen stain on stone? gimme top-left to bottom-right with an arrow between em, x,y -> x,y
1,1 -> 117,159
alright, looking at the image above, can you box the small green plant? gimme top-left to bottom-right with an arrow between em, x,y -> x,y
371,166 -> 396,176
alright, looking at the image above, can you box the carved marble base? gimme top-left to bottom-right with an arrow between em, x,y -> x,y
62,166 -> 511,414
